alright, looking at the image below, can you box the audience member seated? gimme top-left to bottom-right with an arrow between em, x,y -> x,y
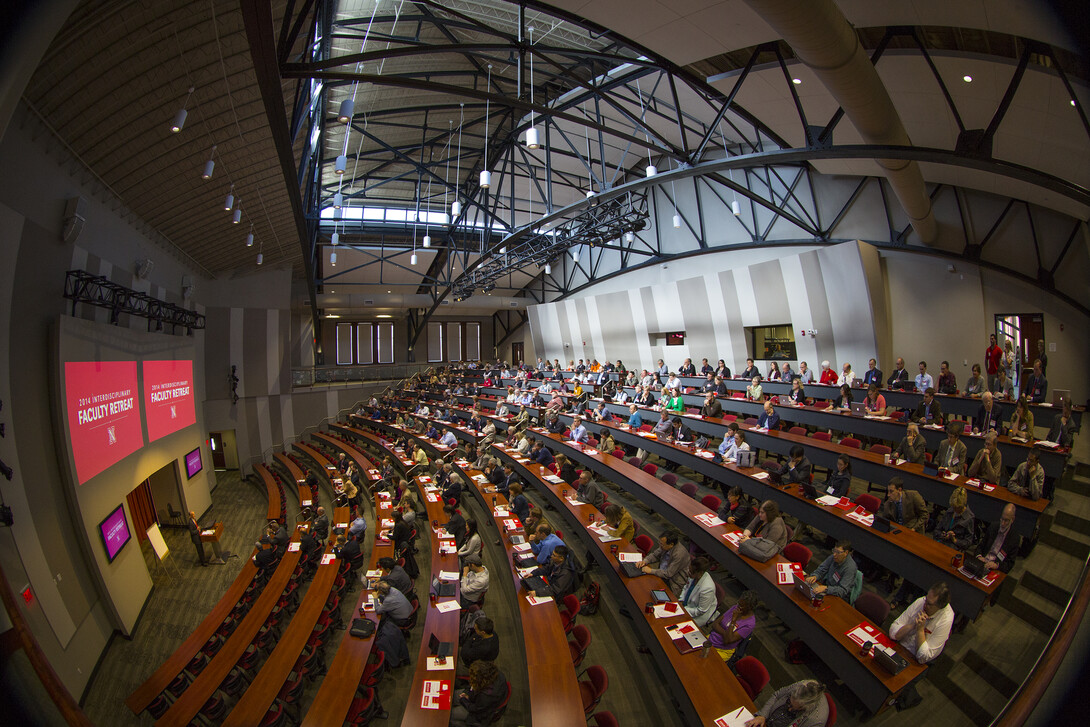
444,503 -> 467,547
787,378 -> 806,405
935,421 -> 968,475
508,482 -> 530,524
778,445 -> 812,486
530,544 -> 580,600
863,383 -> 886,415
1007,450 -> 1044,500
819,360 -> 837,385
310,506 -> 329,542
974,504 -> 1021,574
973,392 -> 1004,434
967,431 -> 1003,483
702,392 -> 724,418
569,415 -> 589,443
964,364 -> 987,397
892,422 -> 926,464
374,581 -> 413,625
937,361 -> 958,395
575,470 -> 606,510
741,500 -> 789,554
708,590 -> 758,663
460,617 -> 500,668
887,357 -> 909,388
888,583 -> 954,710
1022,359 -> 1048,403
450,660 -> 507,727
746,679 -> 828,727
529,523 -> 564,565
555,454 -> 578,484
719,487 -> 756,530
915,361 -> 934,393
457,520 -> 483,564
826,383 -> 853,411
821,454 -> 853,498
757,401 -> 780,429
679,557 -> 718,627
910,387 -> 944,425
1009,396 -> 1035,441
933,487 -> 975,551
805,540 -> 858,600
667,416 -> 693,444
863,358 -> 883,387
459,554 -> 490,608
880,478 -> 928,532
741,359 -> 760,379
603,504 -> 635,541
746,376 -> 764,402
377,556 -> 412,597
638,530 -> 692,592
1047,401 -> 1077,447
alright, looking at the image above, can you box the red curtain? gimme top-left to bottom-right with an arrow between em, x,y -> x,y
126,480 -> 157,543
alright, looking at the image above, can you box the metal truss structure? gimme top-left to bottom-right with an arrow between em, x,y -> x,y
239,0 -> 1090,358
63,270 -> 206,333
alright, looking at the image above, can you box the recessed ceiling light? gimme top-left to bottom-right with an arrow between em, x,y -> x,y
792,78 -> 801,85
387,290 -> 391,293
1072,99 -> 1078,107
376,314 -> 392,319
962,75 -> 972,83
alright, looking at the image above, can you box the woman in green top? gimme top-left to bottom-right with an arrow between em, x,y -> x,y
665,388 -> 685,413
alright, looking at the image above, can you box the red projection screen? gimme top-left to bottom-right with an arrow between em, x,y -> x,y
64,361 -> 144,484
143,360 -> 196,442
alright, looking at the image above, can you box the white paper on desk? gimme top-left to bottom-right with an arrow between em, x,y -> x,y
653,602 -> 684,619
201,529 -> 215,536
583,448 -> 599,455
723,532 -> 743,547
664,620 -> 699,640
436,531 -> 455,539
419,476 -> 432,482
544,475 -> 564,484
381,519 -> 395,528
287,542 -> 301,552
335,522 -> 348,529
752,471 -> 769,480
365,569 -> 382,578
472,474 -> 489,483
377,491 -> 391,499
566,496 -> 584,506
816,495 -> 841,506
439,544 -> 457,555
516,566 -> 537,578
426,493 -> 439,503
696,450 -> 715,459
321,553 -> 336,565
493,508 -> 510,517
943,472 -> 959,480
434,600 -> 462,613
426,657 -> 454,671
597,533 -> 620,543
695,512 -> 725,527
715,706 -> 755,727
526,594 -> 553,606
847,511 -> 875,527
617,552 -> 641,563
512,542 -> 532,552
379,502 -> 392,510
1037,440 -> 1061,448
895,459 -> 907,466
438,570 -> 459,581
424,485 -> 440,493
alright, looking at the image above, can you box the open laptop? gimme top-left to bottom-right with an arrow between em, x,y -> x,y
430,576 -> 456,598
922,461 -> 940,477
794,574 -> 819,600
962,555 -> 989,579
800,480 -> 819,499
1053,389 -> 1070,408
620,561 -> 647,578
872,513 -> 892,533
850,401 -> 866,416
737,450 -> 757,468
428,632 -> 453,658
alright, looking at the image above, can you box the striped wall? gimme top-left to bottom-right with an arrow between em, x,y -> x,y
528,241 -> 880,375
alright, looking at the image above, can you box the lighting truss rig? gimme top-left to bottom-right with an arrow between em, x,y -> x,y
63,270 -> 206,333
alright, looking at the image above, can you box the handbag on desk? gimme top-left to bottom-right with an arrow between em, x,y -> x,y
739,537 -> 779,562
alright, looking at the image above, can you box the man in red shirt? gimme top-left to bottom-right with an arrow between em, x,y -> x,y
985,333 -> 1003,390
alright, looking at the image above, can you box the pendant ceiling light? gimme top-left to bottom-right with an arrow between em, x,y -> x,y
202,145 -> 217,179
245,223 -> 254,247
224,184 -> 234,211
171,86 -> 194,133
480,65 -> 493,188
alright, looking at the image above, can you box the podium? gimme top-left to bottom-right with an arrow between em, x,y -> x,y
199,521 -> 229,562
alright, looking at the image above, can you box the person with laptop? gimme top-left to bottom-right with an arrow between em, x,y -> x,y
708,591 -> 759,663
879,478 -> 929,533
892,422 -> 927,464
449,660 -> 507,727
888,583 -> 954,710
973,392 -> 1004,435
459,554 -> 490,608
374,581 -> 413,625
913,361 -> 933,393
667,416 -> 693,444
824,383 -> 853,411
935,421 -> 968,475
805,540 -> 859,600
862,382 -> 887,415
638,531 -> 692,592
529,544 -> 580,600
974,503 -> 1021,575
651,409 -> 672,438
837,362 -> 856,387
821,454 -> 853,498
377,557 -> 413,598
787,377 -> 807,404
757,401 -> 780,429
746,679 -> 829,727
967,431 -> 1003,484
1007,450 -> 1045,500
863,358 -> 883,387
726,431 -> 751,464
678,557 -> 718,627
887,357 -> 910,388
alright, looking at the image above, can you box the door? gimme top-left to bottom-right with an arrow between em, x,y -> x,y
209,432 -> 226,468
511,341 -> 524,366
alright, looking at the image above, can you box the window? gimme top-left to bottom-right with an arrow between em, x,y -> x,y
376,323 -> 394,363
356,323 -> 373,364
447,322 -> 462,362
336,323 -> 354,364
428,322 -> 444,363
465,322 -> 480,361
745,324 -> 797,360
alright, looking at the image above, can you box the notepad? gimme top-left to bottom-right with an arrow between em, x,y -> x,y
434,600 -> 461,613
426,657 -> 454,671
287,542 -> 301,552
752,471 -> 769,480
694,512 -> 725,527
512,542 -> 532,552
816,495 -> 841,506
653,602 -> 682,618
715,707 -> 754,727
321,553 -> 336,565
617,552 -> 641,563
664,620 -> 698,639
526,594 -> 553,606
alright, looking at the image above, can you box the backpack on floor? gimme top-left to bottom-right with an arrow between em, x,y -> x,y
580,581 -> 601,615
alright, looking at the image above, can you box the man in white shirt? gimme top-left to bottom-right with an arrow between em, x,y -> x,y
797,361 -> 814,384
569,415 -> 588,444
837,362 -> 856,386
888,582 -> 954,710
915,361 -> 934,393
640,370 -> 655,389
439,429 -> 458,448
664,373 -> 681,391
